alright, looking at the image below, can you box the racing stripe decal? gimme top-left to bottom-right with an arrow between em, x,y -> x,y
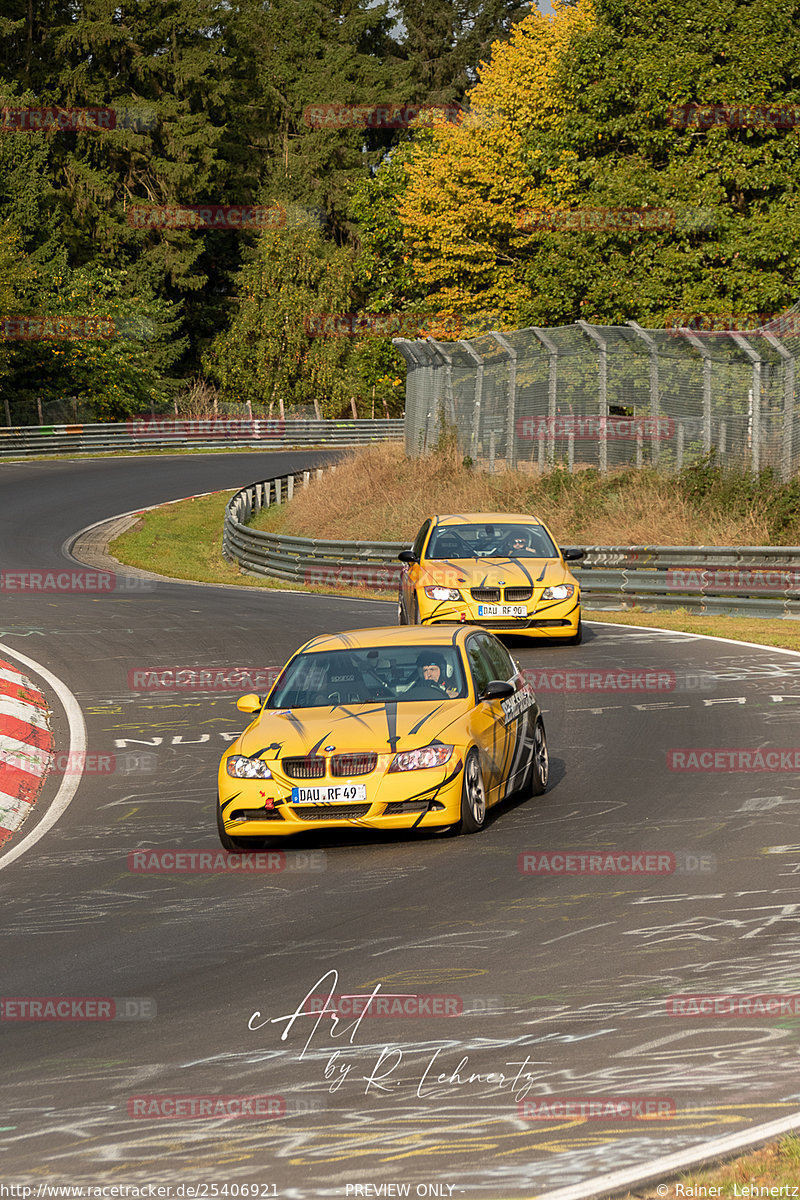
384,702 -> 399,752
408,704 -> 444,736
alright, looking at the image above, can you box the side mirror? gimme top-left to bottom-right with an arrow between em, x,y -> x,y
236,694 -> 262,714
479,680 -> 515,701
398,549 -> 418,563
562,547 -> 584,561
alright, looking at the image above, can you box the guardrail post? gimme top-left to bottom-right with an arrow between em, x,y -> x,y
287,475 -> 294,501
303,471 -> 310,488
577,321 -> 608,473
762,331 -> 795,481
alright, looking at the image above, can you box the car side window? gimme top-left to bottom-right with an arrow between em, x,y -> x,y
479,634 -> 515,682
466,636 -> 494,695
412,520 -> 431,560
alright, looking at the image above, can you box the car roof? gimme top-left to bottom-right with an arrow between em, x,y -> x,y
299,626 -> 471,654
433,513 -> 545,527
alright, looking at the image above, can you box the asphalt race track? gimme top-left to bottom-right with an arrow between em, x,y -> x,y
2,451 -> 800,1196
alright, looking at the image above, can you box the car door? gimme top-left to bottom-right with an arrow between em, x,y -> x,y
464,632 -> 512,804
480,633 -> 537,795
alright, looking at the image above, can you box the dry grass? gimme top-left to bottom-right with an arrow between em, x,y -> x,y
253,442 -> 776,546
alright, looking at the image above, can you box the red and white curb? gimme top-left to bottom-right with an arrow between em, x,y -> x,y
0,644 -> 86,871
0,659 -> 54,846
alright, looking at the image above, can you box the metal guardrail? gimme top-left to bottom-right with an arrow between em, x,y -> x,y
224,472 -> 800,617
0,418 -> 404,458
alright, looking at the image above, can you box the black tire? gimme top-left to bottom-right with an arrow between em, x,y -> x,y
566,616 -> 582,645
529,716 -> 549,796
458,748 -> 487,834
398,590 -> 407,625
410,595 -> 420,625
216,801 -> 267,851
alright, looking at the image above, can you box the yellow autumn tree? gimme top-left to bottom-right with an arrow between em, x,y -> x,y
397,0 -> 595,329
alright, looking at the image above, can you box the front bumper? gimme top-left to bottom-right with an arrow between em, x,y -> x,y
218,758 -> 464,837
417,594 -> 581,637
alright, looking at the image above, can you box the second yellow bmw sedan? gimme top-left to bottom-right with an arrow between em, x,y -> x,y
217,625 -> 548,848
397,513 -> 583,642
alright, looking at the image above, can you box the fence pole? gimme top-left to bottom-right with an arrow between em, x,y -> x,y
459,340 -> 484,461
763,331 -> 795,481
577,322 -> 608,473
627,321 -> 660,466
491,332 -> 517,470
532,328 -> 559,465
426,338 -> 455,447
729,333 -> 763,475
678,329 -> 713,455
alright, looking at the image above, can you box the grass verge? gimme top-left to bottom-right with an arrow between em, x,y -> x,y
620,1133 -> 800,1198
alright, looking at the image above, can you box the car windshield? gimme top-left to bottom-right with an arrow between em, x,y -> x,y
266,646 -> 467,709
426,523 -> 558,560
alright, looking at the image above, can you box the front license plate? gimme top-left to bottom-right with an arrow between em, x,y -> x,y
477,604 -> 527,618
290,784 -> 368,804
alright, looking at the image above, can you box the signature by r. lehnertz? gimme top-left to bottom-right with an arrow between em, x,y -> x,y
247,969 -> 557,1099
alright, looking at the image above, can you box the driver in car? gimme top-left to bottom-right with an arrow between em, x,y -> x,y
416,651 -> 459,698
499,529 -> 532,557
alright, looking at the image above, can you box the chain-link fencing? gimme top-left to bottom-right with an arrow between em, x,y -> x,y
394,305 -> 800,477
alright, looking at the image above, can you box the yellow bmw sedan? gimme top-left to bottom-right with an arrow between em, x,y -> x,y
217,625 -> 548,849
397,513 -> 583,642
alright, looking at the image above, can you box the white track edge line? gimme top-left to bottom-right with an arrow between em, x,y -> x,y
535,1108 -> 800,1200
0,643 -> 86,872
586,617 -> 800,658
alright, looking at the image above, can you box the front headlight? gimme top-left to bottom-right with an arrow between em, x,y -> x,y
542,584 -> 575,601
424,586 -> 461,601
226,754 -> 273,779
388,744 -> 454,772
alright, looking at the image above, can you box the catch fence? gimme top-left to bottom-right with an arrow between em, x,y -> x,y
394,307 -> 800,477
